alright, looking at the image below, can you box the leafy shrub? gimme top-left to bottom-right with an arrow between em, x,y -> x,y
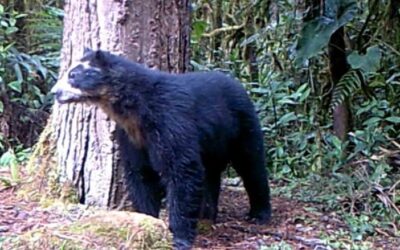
0,4 -> 62,154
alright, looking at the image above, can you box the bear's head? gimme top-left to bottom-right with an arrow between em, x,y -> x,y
51,48 -> 113,104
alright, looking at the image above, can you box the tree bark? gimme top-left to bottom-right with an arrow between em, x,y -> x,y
46,0 -> 190,209
243,7 -> 258,82
328,27 -> 351,141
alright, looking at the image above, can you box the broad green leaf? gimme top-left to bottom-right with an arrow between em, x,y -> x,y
0,100 -> 3,113
0,150 -> 14,166
0,150 -> 19,181
0,20 -> 8,27
5,27 -> 18,35
385,116 -> 400,123
9,18 -> 16,27
0,4 -> 4,14
362,117 -> 381,126
8,80 -> 22,93
295,17 -> 336,66
295,0 -> 357,66
347,46 -> 381,73
277,112 -> 297,125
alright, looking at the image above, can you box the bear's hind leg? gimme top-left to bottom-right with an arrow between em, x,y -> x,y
231,130 -> 271,224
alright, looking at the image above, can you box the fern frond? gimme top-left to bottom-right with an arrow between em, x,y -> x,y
330,69 -> 366,111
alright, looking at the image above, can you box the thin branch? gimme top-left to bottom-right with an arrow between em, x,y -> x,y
202,24 -> 245,38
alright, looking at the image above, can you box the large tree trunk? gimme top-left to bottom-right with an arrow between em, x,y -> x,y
44,0 -> 190,209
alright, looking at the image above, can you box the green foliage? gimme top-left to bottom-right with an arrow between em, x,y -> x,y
345,214 -> 375,240
0,3 -> 62,154
330,69 -> 365,110
347,46 -> 381,73
0,146 -> 31,186
320,230 -> 374,249
24,5 -> 63,53
331,46 -> 382,110
191,20 -> 208,41
295,0 -> 357,66
0,149 -> 20,183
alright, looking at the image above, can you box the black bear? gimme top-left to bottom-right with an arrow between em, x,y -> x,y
51,49 -> 271,249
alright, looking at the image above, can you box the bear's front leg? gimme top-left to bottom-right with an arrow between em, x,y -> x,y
146,122 -> 203,249
167,160 -> 204,250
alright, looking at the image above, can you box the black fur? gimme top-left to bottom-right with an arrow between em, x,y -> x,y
52,49 -> 272,249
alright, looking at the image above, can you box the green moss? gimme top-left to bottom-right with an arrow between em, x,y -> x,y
197,219 -> 213,234
17,120 -> 80,206
18,121 -> 63,202
3,210 -> 172,250
137,217 -> 172,249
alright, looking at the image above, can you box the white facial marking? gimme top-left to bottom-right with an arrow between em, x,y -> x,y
51,60 -> 84,102
81,60 -> 101,71
81,61 -> 91,69
51,73 -> 83,95
51,58 -> 101,103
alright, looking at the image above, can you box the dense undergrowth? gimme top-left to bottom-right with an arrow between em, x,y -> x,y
0,0 -> 399,244
0,3 -> 61,183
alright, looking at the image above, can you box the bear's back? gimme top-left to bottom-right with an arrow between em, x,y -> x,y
171,71 -> 257,161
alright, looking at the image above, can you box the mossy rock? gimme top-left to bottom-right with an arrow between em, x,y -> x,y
3,210 -> 172,250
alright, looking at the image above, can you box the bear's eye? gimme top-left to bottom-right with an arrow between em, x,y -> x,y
68,65 -> 84,79
69,70 -> 78,79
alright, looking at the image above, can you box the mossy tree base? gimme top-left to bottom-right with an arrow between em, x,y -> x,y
19,119 -> 78,204
3,206 -> 172,250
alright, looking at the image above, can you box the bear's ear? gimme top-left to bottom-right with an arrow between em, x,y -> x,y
83,47 -> 92,55
93,50 -> 109,67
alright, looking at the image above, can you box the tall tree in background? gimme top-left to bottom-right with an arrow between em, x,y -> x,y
329,27 -> 350,141
32,0 -> 190,209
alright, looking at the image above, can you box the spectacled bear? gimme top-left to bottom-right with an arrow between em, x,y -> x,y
51,48 -> 271,250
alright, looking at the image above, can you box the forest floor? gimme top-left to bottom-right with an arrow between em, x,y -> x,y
0,171 -> 399,249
